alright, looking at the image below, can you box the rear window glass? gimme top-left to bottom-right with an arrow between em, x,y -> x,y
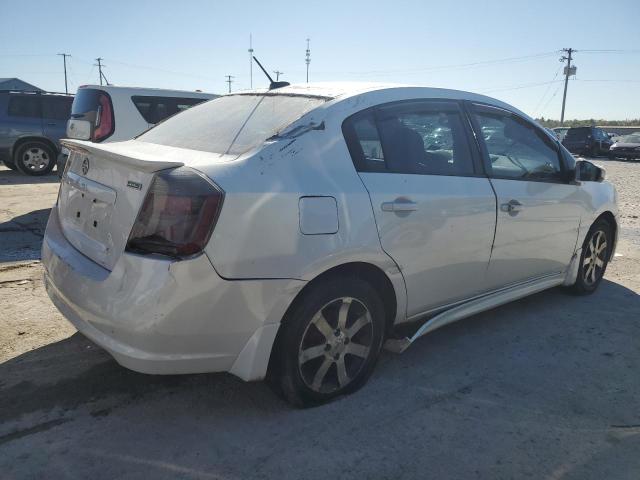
71,88 -> 105,115
132,96 -> 209,124
8,96 -> 41,118
565,127 -> 591,138
42,96 -> 73,120
138,94 -> 328,155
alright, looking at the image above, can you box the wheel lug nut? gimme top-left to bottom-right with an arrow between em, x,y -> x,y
334,354 -> 340,360
324,344 -> 331,351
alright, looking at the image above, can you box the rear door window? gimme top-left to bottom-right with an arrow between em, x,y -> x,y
42,96 -> 73,120
344,101 -> 476,176
8,96 -> 41,118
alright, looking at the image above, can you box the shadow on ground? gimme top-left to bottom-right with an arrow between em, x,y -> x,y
0,208 -> 51,263
0,168 -> 59,185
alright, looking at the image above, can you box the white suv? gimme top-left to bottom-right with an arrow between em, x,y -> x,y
43,84 -> 618,406
58,85 -> 217,174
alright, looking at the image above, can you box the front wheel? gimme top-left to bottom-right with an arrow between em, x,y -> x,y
14,141 -> 56,176
570,220 -> 612,294
271,277 -> 385,407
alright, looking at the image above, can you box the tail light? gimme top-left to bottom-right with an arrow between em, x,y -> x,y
126,168 -> 224,258
93,92 -> 114,142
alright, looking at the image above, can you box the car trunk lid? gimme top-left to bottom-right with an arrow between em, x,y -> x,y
58,139 -> 184,270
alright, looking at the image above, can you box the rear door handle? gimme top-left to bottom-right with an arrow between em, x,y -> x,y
381,198 -> 418,213
500,199 -> 523,215
47,122 -> 56,126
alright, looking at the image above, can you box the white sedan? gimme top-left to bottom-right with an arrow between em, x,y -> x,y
43,83 -> 618,407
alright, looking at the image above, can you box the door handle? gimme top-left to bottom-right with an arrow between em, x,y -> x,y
47,122 -> 56,126
381,198 -> 418,213
500,199 -> 523,215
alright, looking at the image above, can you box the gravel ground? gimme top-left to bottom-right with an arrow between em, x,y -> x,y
0,159 -> 639,479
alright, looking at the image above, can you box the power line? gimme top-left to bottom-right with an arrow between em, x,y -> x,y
480,79 -> 563,94
532,66 -> 562,116
333,51 -> 560,77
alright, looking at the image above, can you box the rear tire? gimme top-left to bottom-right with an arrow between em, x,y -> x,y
271,276 -> 385,407
14,141 -> 56,176
570,219 -> 612,295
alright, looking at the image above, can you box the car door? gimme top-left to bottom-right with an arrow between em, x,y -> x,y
42,96 -> 72,145
469,103 -> 581,289
343,100 -> 497,318
7,94 -> 43,139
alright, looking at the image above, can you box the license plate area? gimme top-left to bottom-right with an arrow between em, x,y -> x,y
59,171 -> 117,266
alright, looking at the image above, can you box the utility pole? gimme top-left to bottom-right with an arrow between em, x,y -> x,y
248,34 -> 254,89
57,53 -> 70,94
305,38 -> 311,83
225,75 -> 234,93
95,57 -> 109,86
559,48 -> 575,125
273,70 -> 284,81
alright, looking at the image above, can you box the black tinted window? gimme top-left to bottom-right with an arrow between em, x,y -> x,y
132,96 -> 208,124
344,101 -> 475,176
8,96 -> 41,118
473,106 -> 562,181
42,96 -> 73,120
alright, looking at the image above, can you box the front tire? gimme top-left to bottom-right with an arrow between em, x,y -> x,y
14,141 -> 56,176
571,219 -> 612,295
272,277 -> 385,407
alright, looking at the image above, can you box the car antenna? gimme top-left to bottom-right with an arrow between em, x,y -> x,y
252,56 -> 290,90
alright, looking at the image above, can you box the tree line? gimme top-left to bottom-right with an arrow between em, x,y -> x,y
536,118 -> 640,128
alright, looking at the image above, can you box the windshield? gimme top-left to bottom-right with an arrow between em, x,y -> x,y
619,133 -> 640,143
137,94 -> 328,156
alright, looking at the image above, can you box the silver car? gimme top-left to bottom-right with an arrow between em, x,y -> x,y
43,84 -> 618,407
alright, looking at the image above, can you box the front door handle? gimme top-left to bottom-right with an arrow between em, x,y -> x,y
381,198 -> 418,213
500,199 -> 523,215
47,122 -> 56,126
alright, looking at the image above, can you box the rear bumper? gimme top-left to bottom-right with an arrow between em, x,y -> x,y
42,206 -> 305,380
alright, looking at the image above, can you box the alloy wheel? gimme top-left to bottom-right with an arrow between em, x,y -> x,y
21,147 -> 51,172
583,230 -> 608,286
298,297 -> 373,394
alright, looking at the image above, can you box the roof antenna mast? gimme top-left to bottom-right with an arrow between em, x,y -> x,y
252,56 -> 290,90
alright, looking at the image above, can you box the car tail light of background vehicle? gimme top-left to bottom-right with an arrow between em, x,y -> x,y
126,167 -> 224,258
93,92 -> 114,142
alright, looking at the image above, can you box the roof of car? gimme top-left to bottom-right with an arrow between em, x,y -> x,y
78,84 -> 217,98
233,82 -> 531,119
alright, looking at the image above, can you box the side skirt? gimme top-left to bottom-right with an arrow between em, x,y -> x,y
384,272 -> 566,353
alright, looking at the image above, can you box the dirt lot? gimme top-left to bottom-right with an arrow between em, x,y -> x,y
1,160 -> 639,479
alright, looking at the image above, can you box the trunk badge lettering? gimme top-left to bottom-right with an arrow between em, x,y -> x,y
127,180 -> 143,190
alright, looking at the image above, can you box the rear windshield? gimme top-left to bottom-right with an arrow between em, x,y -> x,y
565,127 -> 591,138
71,88 -> 105,115
137,94 -> 328,155
131,96 -> 209,124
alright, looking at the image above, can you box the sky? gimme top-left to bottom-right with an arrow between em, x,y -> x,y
1,0 -> 639,120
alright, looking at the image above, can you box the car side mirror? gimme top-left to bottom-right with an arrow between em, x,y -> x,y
575,160 -> 606,182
